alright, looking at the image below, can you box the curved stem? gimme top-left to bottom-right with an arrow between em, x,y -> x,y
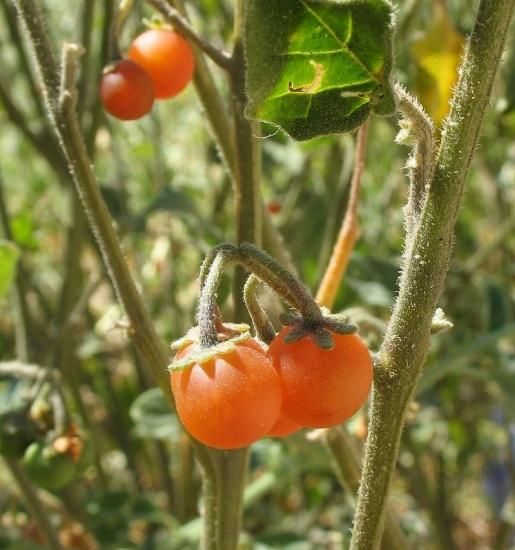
350,1 -> 515,548
197,243 -> 324,350
243,275 -> 276,344
109,0 -> 133,60
316,122 -> 369,309
198,249 -> 236,348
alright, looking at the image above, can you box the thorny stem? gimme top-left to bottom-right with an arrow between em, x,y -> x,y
350,1 -> 515,548
10,1 -> 173,403
5,458 -> 63,550
146,0 -> 232,70
316,122 -> 369,309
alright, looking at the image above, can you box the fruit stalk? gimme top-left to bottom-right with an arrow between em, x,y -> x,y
350,1 -> 515,548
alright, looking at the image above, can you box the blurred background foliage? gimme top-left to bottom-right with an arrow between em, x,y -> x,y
0,0 -> 514,548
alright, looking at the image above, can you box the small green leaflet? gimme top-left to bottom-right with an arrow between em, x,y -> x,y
244,0 -> 395,141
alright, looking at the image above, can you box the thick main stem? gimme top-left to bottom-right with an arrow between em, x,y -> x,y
350,1 -> 515,548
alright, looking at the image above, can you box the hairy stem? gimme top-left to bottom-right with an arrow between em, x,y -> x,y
350,1 -> 515,548
11,2 -> 173,402
323,428 -> 408,550
243,275 -> 276,344
213,449 -> 250,550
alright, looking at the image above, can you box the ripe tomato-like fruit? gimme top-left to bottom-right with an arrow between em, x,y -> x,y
128,29 -> 195,99
23,442 -> 77,491
268,328 -> 373,428
171,338 -> 282,449
100,59 -> 154,120
267,413 -> 301,438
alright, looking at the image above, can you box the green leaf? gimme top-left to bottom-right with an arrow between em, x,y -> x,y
244,0 -> 395,141
0,240 -> 19,299
129,388 -> 179,440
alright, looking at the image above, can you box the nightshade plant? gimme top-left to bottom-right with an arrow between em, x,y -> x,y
0,0 -> 514,549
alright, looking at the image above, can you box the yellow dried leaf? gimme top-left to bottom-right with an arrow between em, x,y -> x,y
411,3 -> 465,126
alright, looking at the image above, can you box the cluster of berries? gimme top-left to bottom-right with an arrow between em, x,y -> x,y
171,327 -> 373,450
100,29 -> 195,121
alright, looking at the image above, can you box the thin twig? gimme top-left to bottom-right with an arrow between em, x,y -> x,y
146,0 -> 233,70
316,122 -> 369,309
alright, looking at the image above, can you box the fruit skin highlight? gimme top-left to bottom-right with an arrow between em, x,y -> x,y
128,29 -> 195,99
171,338 -> 282,450
100,59 -> 155,121
268,328 -> 373,428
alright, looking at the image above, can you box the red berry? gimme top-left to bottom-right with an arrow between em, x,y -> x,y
267,329 -> 373,428
128,29 -> 195,99
171,338 -> 282,450
100,60 -> 154,120
267,413 -> 301,438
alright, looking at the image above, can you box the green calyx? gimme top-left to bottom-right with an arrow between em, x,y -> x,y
279,310 -> 357,349
169,325 -> 255,372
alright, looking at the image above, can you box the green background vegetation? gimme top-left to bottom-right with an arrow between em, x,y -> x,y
0,0 -> 514,548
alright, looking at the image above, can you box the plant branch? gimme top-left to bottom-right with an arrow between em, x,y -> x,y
146,0 -> 233,70
12,1 -> 172,403
394,83 -> 435,236
316,122 -> 369,309
0,2 -> 46,120
350,1 -> 515,548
